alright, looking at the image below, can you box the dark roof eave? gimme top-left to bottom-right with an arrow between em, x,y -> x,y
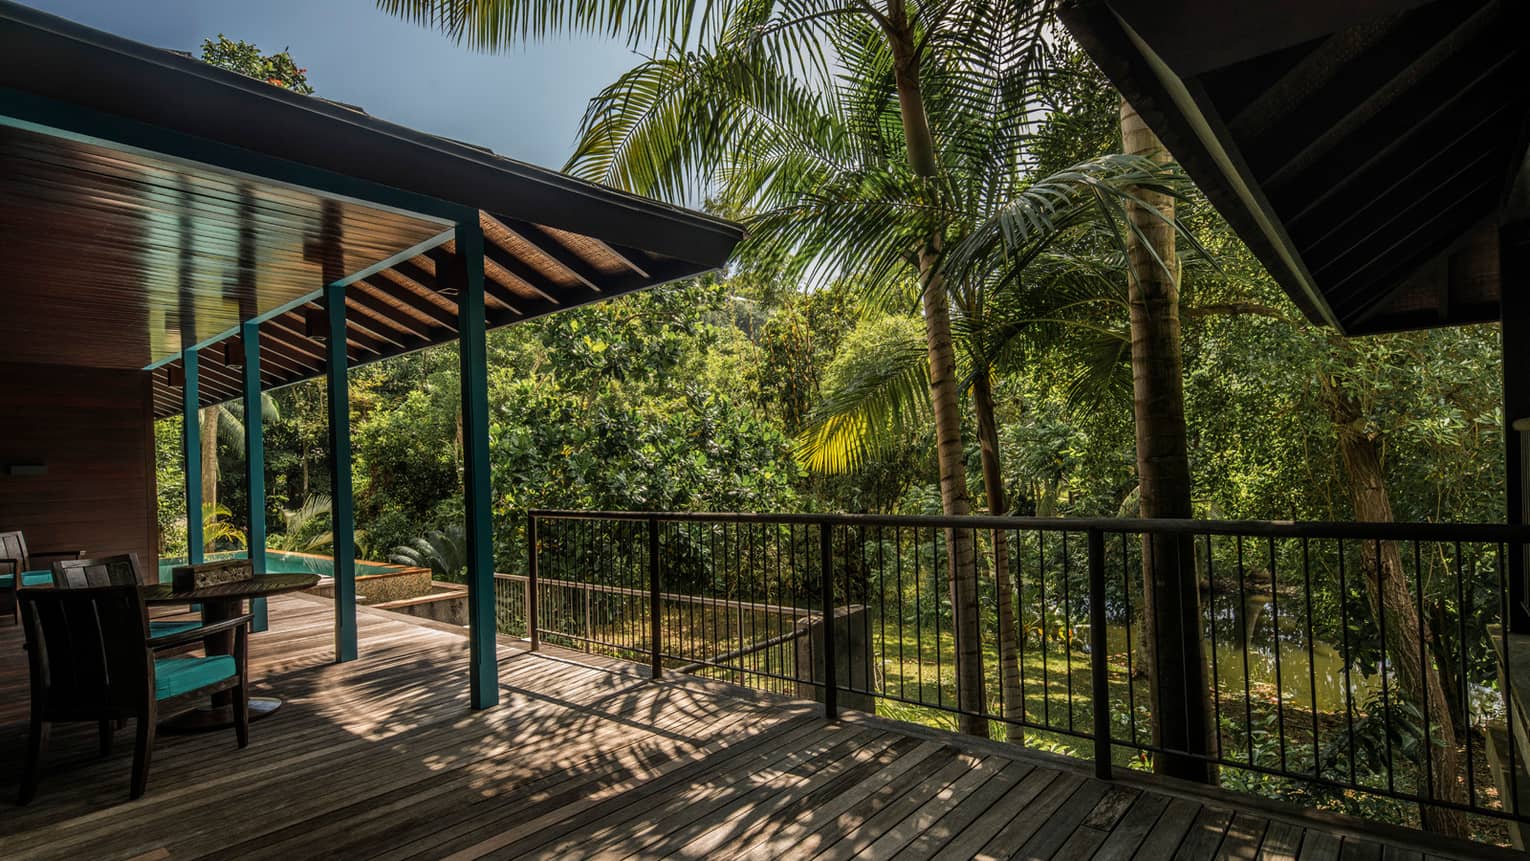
0,0 -> 744,270
1060,0 -> 1344,330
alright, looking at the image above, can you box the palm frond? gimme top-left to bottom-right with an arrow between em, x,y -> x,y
376,0 -> 732,51
795,317 -> 932,473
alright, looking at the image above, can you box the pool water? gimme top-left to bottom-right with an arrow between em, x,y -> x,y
156,550 -> 398,583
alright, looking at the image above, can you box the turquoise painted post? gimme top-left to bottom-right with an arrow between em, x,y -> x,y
182,348 -> 204,570
242,322 -> 269,632
456,218 -> 498,709
326,282 -> 357,662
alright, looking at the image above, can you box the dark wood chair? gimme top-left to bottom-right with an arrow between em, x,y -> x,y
0,530 -> 83,624
52,554 -> 203,638
16,585 -> 250,802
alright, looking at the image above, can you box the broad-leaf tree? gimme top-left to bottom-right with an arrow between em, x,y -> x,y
380,0 -> 1192,741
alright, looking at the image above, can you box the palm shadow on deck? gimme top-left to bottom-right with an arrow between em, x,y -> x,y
0,595 -> 1512,860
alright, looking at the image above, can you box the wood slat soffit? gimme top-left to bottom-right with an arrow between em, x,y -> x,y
149,208 -> 706,418
1061,0 -> 1530,334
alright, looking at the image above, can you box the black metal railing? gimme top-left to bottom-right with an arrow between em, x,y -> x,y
506,509 -> 1530,835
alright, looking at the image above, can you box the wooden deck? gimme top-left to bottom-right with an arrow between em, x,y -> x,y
0,594 -> 1516,860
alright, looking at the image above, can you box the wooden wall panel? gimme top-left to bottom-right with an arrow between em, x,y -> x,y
0,362 -> 157,568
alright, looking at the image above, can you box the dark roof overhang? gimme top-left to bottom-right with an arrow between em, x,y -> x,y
1060,0 -> 1530,334
0,1 -> 746,416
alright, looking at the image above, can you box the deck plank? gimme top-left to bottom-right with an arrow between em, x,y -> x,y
0,593 -> 1508,861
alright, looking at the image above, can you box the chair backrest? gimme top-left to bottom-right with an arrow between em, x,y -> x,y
53,553 -> 145,589
0,530 -> 29,575
18,585 -> 151,716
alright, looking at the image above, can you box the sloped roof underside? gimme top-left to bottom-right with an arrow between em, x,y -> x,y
1061,0 -> 1530,334
0,1 -> 744,418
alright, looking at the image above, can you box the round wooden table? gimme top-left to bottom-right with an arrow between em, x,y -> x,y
142,572 -> 320,733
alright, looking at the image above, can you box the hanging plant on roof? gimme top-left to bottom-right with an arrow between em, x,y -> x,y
199,34 -> 315,95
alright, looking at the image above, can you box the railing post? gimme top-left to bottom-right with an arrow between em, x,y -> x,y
820,521 -> 837,720
649,515 -> 662,680
583,582 -> 593,652
527,512 -> 539,651
1088,528 -> 1112,780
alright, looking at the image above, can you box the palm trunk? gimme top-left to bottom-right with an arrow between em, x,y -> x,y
888,14 -> 986,738
1320,367 -> 1469,838
1121,98 -> 1214,782
200,405 -> 219,551
973,368 -> 1024,742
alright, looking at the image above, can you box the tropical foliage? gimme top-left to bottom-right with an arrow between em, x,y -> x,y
200,34 -> 313,93
147,13 -> 1511,841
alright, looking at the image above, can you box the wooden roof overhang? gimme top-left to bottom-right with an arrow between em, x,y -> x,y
1060,0 -> 1530,335
144,211 -> 701,417
0,1 -> 745,417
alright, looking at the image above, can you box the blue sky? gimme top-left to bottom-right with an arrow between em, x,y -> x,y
22,0 -> 643,169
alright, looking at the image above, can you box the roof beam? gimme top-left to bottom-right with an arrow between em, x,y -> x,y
342,300 -> 424,351
485,257 -> 700,329
345,289 -> 438,341
255,346 -> 315,380
282,307 -> 387,357
262,317 -> 329,363
391,260 -> 445,296
194,356 -> 244,393
277,307 -> 385,359
1286,102 -> 1508,230
361,275 -> 459,331
256,333 -> 326,375
1227,16 -> 1400,139
426,248 -> 523,314
481,237 -> 563,306
595,241 -> 651,278
1262,3 -> 1498,187
1330,182 -> 1499,322
491,215 -> 603,291
1301,146 -> 1497,272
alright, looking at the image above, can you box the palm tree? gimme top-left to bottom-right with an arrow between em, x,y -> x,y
266,494 -> 336,555
1118,100 -> 1214,782
198,394 -> 280,548
381,0 -> 1196,739
390,525 -> 469,581
797,158 -> 1197,742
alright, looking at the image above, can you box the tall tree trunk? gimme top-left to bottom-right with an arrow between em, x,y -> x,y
1320,365 -> 1470,838
1121,99 -> 1215,782
200,405 -> 219,551
887,15 -> 986,737
973,368 -> 1024,742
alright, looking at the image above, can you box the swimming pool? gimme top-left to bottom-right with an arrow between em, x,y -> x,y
155,550 -> 399,583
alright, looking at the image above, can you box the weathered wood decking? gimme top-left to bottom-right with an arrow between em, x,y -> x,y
0,595 -> 1514,860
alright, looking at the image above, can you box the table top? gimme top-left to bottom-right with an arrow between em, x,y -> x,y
141,572 -> 320,604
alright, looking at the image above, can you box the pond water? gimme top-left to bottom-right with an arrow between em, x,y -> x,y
1105,623 -> 1383,713
156,550 -> 398,583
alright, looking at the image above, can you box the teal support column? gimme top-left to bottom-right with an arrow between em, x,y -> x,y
242,322 -> 269,632
456,218 -> 498,709
182,348 -> 204,570
326,282 -> 357,662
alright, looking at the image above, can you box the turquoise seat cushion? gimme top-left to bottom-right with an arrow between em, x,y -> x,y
154,655 -> 237,700
149,620 -> 203,637
0,570 -> 52,588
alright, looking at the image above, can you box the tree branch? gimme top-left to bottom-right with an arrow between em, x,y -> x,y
1183,302 -> 1291,322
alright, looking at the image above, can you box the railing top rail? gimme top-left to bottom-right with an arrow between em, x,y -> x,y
526,508 -> 1530,542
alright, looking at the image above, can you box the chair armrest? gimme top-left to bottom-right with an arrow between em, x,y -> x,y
0,556 -> 19,575
147,613 -> 254,650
